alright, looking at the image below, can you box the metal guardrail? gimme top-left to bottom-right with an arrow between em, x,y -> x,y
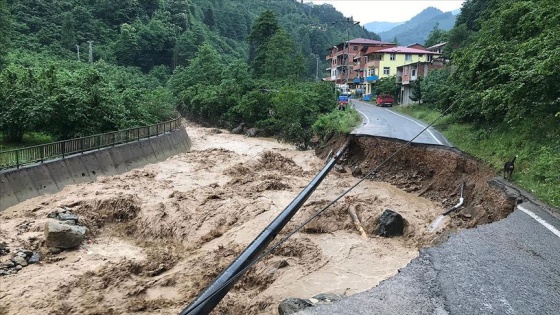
0,115 -> 182,170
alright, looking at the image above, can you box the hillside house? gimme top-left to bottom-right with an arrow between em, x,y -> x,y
325,38 -> 395,91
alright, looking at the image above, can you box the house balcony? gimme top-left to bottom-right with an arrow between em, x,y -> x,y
353,77 -> 365,84
366,75 -> 378,82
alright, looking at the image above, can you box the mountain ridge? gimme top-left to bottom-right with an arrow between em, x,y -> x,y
365,6 -> 459,46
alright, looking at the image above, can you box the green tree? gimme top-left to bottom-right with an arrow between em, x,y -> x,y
248,10 -> 280,76
0,66 -> 49,142
421,68 -> 450,107
61,12 -> 76,50
113,24 -> 139,67
409,77 -> 423,104
424,23 -> 448,47
261,30 -> 303,80
374,76 -> 399,99
0,0 -> 11,69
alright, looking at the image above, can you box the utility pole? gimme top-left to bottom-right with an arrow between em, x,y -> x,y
315,54 -> 319,81
76,44 -> 80,61
87,40 -> 93,63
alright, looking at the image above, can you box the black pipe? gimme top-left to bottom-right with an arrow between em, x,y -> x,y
179,141 -> 349,315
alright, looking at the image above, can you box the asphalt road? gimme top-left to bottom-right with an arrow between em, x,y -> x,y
293,103 -> 560,314
351,100 -> 453,147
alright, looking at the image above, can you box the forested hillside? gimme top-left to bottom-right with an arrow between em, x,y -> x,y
0,0 -> 376,145
5,0 -> 377,75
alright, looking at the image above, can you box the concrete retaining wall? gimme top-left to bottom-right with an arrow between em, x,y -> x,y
0,127 -> 191,211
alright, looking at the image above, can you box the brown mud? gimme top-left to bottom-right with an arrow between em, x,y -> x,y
0,125 -> 515,315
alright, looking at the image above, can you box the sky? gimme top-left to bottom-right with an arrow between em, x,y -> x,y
308,0 -> 465,23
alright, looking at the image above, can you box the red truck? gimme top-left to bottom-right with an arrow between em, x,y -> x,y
376,94 -> 395,107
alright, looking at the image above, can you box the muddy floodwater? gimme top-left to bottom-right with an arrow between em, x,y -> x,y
0,123 -> 513,314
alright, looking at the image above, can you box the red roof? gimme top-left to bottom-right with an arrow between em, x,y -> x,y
362,45 -> 394,54
376,46 -> 440,54
348,38 -> 394,45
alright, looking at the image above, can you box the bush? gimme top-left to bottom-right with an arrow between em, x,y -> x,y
312,108 -> 361,142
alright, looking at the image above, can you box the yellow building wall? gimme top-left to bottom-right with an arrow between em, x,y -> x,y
365,52 -> 430,96
375,53 -> 430,78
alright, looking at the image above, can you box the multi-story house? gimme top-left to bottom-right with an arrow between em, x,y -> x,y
362,46 -> 440,96
396,42 -> 447,105
325,38 -> 395,92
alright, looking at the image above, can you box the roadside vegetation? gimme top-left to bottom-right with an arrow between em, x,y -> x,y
312,107 -> 361,143
390,0 -> 560,208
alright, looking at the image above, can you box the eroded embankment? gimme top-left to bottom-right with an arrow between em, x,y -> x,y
318,135 -> 517,232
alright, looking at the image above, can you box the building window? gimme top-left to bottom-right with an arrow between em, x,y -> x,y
364,56 -> 368,63
412,69 -> 417,77
405,54 -> 412,61
353,45 -> 358,51
418,54 -> 424,57
383,67 -> 390,75
390,53 -> 396,61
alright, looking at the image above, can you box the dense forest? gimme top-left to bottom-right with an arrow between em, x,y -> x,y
0,0 -> 376,145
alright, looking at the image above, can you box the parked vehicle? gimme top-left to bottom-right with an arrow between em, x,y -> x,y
338,95 -> 349,110
376,94 -> 395,107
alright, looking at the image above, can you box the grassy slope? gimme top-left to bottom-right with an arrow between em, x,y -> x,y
396,105 -> 559,208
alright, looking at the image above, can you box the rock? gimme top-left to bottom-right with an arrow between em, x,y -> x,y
15,265 -> 23,271
312,293 -> 343,303
278,298 -> 313,315
231,123 -> 245,134
47,210 -> 61,218
2,260 -> 15,268
21,249 -> 33,257
210,128 -> 222,134
44,220 -> 87,249
0,242 -> 9,255
375,209 -> 405,237
58,212 -> 79,223
245,128 -> 260,137
28,252 -> 41,264
60,220 -> 76,225
351,166 -> 362,177
12,255 -> 28,267
334,165 -> 347,173
16,252 -> 27,258
274,260 -> 289,269
50,248 -> 63,254
0,270 -> 8,276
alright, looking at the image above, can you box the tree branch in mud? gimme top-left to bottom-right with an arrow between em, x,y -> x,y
347,204 -> 368,239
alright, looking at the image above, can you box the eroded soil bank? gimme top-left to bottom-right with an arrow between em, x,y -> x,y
0,125 -> 515,315
317,135 -> 517,231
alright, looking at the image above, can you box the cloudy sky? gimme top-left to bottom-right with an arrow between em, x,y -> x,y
308,0 -> 465,23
